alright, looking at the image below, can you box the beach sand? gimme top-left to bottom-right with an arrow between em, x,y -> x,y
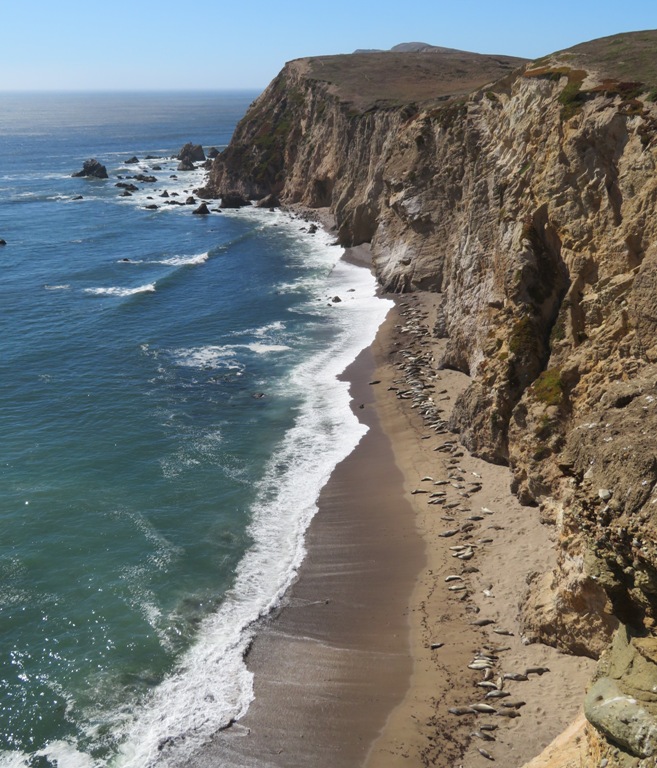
185,253 -> 595,767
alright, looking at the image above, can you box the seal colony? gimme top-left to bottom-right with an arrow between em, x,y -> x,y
360,288 -> 597,767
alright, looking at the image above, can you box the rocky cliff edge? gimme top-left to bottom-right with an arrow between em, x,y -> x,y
201,31 -> 657,764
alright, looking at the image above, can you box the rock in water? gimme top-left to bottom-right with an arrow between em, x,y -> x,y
177,159 -> 195,172
219,191 -> 251,209
72,159 -> 108,179
124,156 -> 139,164
255,193 -> 280,209
177,142 -> 206,163
192,203 -> 210,215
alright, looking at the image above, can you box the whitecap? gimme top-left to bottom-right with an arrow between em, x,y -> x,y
83,284 -> 156,297
44,284 -> 71,291
158,252 -> 209,266
244,343 -> 291,354
172,345 -> 237,370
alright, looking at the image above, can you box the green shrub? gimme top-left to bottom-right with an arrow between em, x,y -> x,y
532,367 -> 564,406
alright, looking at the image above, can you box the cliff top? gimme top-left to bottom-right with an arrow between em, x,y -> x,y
294,50 -> 527,111
530,29 -> 657,87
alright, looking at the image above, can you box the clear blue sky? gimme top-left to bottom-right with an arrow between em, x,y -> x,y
1,0 -> 655,91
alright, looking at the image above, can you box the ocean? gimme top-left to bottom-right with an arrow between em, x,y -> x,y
0,92 -> 391,767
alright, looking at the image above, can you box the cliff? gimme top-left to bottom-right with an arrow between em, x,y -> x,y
202,31 -> 657,763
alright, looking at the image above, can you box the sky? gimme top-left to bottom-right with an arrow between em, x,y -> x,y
0,0 -> 656,91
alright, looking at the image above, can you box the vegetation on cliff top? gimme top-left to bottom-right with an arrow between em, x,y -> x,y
300,50 -> 527,112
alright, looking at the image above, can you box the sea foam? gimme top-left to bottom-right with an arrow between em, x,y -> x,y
109,220 -> 392,768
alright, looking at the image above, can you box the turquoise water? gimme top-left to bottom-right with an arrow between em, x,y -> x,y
0,92 -> 391,767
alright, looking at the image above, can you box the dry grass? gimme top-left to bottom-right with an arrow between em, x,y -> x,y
301,50 -> 527,111
530,29 -> 657,91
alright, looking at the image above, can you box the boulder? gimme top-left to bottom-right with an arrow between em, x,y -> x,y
0,239 -> 6,246
160,190 -> 169,198
116,182 -> 138,191
134,174 -> 156,183
177,159 -> 195,172
177,142 -> 206,163
144,204 -> 158,210
72,159 -> 108,179
207,147 -> 219,159
185,196 -> 196,205
124,156 -> 139,164
151,164 -> 162,171
255,193 -> 280,208
585,677 -> 657,758
220,191 -> 251,209
192,203 -> 210,215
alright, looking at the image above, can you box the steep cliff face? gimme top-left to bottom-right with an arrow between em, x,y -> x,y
205,31 -> 657,761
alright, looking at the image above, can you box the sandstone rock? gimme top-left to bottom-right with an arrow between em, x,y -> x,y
72,159 -> 108,179
585,677 -> 657,758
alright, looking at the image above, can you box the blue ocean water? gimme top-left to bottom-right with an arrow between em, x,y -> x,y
0,92 -> 391,767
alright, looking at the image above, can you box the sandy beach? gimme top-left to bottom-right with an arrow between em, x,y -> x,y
186,246 -> 596,768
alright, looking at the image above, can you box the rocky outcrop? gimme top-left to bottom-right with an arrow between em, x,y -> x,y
202,31 -> 657,761
177,142 -> 206,163
72,158 -> 108,179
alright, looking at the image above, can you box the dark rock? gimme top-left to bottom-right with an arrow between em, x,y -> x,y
252,392 -> 266,399
177,159 -> 195,172
192,203 -> 210,215
116,182 -> 138,191
255,193 -> 280,208
145,155 -> 159,160
220,191 -> 251,209
185,196 -> 196,205
177,142 -> 206,163
71,195 -> 84,200
134,174 -> 157,183
124,156 -> 139,164
144,204 -> 159,210
120,191 -> 132,197
331,296 -> 342,303
151,164 -> 162,171
207,147 -> 219,159
308,224 -> 318,234
0,239 -> 6,246
203,159 -> 213,170
72,159 -> 108,179
160,190 -> 169,198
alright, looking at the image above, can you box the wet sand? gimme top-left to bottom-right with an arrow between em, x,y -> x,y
185,343 -> 423,767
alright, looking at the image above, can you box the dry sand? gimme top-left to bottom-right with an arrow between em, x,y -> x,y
185,235 -> 596,767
